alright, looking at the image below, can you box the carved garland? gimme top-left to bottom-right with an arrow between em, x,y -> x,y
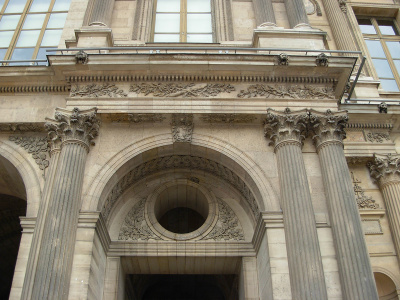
102,155 -> 259,220
130,83 -> 235,97
351,172 -> 379,209
9,136 -> 49,170
70,84 -> 127,98
238,84 -> 335,99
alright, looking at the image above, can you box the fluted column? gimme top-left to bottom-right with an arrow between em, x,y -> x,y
369,154 -> 400,266
310,109 -> 378,300
21,129 -> 61,300
85,0 -> 115,26
31,107 -> 100,300
253,0 -> 276,27
284,0 -> 310,28
264,108 -> 327,300
321,0 -> 358,53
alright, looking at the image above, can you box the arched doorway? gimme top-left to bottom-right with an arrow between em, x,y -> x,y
374,272 -> 399,300
0,155 -> 27,299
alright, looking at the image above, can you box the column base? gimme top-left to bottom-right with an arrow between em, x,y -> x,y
66,27 -> 114,49
252,27 -> 327,50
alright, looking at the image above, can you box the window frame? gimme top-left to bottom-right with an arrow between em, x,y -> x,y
151,0 -> 216,43
357,16 -> 400,92
0,0 -> 69,64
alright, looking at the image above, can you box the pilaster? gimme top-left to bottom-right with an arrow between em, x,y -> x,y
30,107 -> 100,300
284,0 -> 311,28
369,154 -> 400,267
310,109 -> 378,300
252,0 -> 276,27
264,108 -> 327,300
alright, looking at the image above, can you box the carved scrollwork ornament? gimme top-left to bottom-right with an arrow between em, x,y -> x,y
264,108 -> 308,151
309,109 -> 348,151
368,153 -> 400,187
171,114 -> 194,143
47,107 -> 100,152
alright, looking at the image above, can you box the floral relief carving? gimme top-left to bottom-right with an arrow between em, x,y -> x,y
130,83 -> 235,97
70,84 -> 127,97
110,113 -> 165,123
369,154 -> 400,187
45,107 -> 100,151
0,123 -> 44,132
118,199 -> 161,241
365,132 -> 391,143
9,136 -> 49,170
351,172 -> 379,209
201,114 -> 256,124
203,199 -> 244,241
102,155 -> 259,220
237,84 -> 335,99
171,114 -> 194,143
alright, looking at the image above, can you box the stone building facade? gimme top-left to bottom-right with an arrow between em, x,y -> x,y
1,0 -> 400,299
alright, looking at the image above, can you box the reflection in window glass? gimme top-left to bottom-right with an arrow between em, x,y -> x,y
52,0 -> 70,11
394,61 -> 400,75
365,40 -> 385,58
187,34 -> 212,43
47,12 -> 67,28
0,0 -> 5,10
372,59 -> 395,78
156,0 -> 180,12
22,14 -> 46,29
41,29 -> 62,46
154,34 -> 180,43
187,14 -> 212,33
0,31 -> 14,47
187,0 -> 211,12
377,20 -> 397,36
16,30 -> 41,46
0,15 -> 21,30
29,0 -> 51,12
155,14 -> 180,33
387,41 -> 400,59
11,47 -> 34,60
380,79 -> 399,92
36,46 -> 55,59
0,49 -> 7,59
4,0 -> 27,13
358,19 -> 376,34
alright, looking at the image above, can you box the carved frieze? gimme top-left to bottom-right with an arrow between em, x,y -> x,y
237,84 -> 335,99
9,136 -> 49,170
110,113 -> 165,123
118,199 -> 161,241
70,84 -> 127,97
365,132 -> 391,143
45,107 -> 100,151
351,172 -> 379,209
102,155 -> 259,220
201,114 -> 256,124
369,154 -> 400,187
171,114 -> 193,143
130,83 -> 235,97
264,108 -> 308,149
0,123 -> 44,132
202,199 -> 245,241
309,109 -> 348,149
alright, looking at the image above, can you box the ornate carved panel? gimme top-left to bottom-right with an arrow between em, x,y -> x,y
9,136 -> 49,170
171,114 -> 194,143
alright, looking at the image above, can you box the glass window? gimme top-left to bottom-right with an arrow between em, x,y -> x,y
0,0 -> 70,64
358,18 -> 400,92
153,0 -> 213,43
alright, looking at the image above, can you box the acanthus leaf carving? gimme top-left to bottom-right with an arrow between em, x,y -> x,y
102,155 -> 259,221
118,199 -> 161,241
351,172 -> 379,209
130,83 -> 235,97
264,108 -> 309,149
45,107 -> 100,151
171,114 -> 194,143
309,109 -> 348,150
237,84 -> 335,99
0,123 -> 44,132
365,132 -> 391,143
70,83 -> 127,98
202,199 -> 245,241
9,136 -> 49,170
368,154 -> 400,187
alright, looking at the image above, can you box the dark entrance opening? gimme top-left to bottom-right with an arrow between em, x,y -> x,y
159,207 -> 206,234
127,274 -> 238,300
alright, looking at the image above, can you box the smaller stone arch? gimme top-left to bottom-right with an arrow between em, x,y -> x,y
373,270 -> 400,300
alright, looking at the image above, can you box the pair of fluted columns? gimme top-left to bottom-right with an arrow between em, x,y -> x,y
369,154 -> 400,267
265,108 -> 378,299
22,108 -> 100,300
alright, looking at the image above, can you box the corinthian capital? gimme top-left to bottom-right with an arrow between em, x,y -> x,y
45,107 -> 100,152
309,109 -> 348,150
264,108 -> 308,150
369,154 -> 400,187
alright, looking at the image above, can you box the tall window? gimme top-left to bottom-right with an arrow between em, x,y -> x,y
0,0 -> 70,65
358,17 -> 400,92
153,0 -> 213,43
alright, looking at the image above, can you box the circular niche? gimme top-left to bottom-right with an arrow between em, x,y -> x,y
146,180 -> 217,240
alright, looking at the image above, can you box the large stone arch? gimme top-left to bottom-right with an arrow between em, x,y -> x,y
82,133 -> 280,214
0,140 -> 42,217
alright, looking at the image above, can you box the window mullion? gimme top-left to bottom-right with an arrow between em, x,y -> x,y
180,0 -> 186,42
32,12 -> 50,59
